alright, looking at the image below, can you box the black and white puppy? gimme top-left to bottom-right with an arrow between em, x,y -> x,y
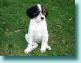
24,4 -> 51,53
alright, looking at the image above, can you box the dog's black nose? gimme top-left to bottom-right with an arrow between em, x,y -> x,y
41,17 -> 44,20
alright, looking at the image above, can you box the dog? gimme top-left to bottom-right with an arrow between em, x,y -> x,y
24,4 -> 51,53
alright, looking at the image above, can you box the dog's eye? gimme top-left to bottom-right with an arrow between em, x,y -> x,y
33,11 -> 40,17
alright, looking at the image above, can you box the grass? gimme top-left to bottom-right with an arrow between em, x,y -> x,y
0,0 -> 75,56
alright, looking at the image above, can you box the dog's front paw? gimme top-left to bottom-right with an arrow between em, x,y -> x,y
40,48 -> 46,53
24,48 -> 32,54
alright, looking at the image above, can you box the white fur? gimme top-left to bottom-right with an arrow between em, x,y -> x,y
24,4 -> 51,53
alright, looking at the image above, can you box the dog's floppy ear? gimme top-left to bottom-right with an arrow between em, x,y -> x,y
26,6 -> 34,19
26,5 -> 39,19
42,6 -> 48,17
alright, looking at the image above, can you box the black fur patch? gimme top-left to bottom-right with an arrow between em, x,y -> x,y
27,5 -> 40,19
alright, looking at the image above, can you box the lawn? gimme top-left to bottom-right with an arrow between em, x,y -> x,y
0,0 -> 75,56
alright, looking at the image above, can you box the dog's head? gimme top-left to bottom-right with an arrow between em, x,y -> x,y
26,4 -> 48,22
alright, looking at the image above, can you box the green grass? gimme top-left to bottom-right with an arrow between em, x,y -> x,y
0,0 -> 75,56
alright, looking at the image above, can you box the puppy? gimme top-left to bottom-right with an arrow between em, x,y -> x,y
24,4 -> 51,53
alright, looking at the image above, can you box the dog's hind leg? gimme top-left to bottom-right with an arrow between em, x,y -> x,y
24,34 -> 33,53
25,34 -> 29,42
46,45 -> 51,51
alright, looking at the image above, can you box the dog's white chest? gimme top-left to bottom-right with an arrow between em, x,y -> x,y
33,22 -> 45,42
28,20 -> 47,43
